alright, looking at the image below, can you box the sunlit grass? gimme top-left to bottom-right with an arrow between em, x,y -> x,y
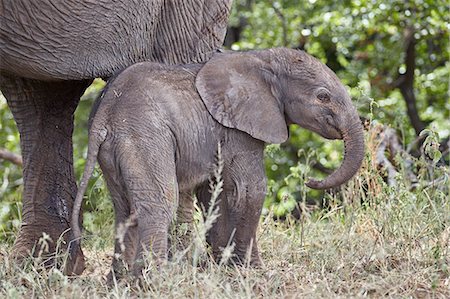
1,146 -> 448,298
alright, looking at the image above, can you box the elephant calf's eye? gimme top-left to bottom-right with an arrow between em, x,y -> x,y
317,92 -> 330,102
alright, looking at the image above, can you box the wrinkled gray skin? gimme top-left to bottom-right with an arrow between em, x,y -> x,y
71,48 -> 365,278
0,0 -> 232,274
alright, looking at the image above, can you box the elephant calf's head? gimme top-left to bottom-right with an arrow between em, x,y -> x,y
196,48 -> 365,190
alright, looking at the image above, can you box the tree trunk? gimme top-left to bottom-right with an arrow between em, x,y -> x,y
396,27 -> 426,136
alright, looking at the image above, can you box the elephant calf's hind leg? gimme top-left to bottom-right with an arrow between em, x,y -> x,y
117,140 -> 178,276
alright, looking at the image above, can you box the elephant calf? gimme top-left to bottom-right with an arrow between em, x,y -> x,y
70,48 -> 364,277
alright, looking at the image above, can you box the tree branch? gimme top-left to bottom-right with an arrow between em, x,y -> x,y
371,124 -> 418,187
312,161 -> 334,175
272,3 -> 288,47
0,148 -> 23,166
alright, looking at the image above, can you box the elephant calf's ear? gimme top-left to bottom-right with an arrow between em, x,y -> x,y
195,52 -> 288,144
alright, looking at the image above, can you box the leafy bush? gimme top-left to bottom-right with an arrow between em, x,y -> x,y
0,94 -> 22,241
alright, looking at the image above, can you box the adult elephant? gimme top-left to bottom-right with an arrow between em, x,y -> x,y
0,0 -> 232,274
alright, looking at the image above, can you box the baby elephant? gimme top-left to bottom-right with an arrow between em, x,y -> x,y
70,48 -> 364,276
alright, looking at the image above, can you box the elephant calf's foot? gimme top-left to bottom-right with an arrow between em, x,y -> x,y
168,222 -> 194,261
230,255 -> 264,268
107,257 -> 130,285
107,258 -> 154,285
213,241 -> 263,268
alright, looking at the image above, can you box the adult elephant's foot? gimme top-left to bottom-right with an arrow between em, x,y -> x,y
11,221 -> 85,274
0,75 -> 91,275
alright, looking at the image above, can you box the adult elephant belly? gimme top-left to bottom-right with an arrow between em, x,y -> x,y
0,0 -> 232,275
0,0 -> 231,80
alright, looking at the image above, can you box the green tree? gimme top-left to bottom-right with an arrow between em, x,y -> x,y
1,0 -> 448,229
226,0 -> 449,215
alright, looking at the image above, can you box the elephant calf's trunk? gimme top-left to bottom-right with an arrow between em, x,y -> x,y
306,120 -> 365,190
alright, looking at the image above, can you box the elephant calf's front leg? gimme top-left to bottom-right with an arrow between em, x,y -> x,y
198,158 -> 267,266
228,187 -> 266,267
173,192 -> 194,254
220,185 -> 266,266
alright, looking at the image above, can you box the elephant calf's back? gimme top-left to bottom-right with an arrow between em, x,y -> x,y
98,62 -> 223,192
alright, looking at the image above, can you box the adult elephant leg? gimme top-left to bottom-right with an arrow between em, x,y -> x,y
0,75 -> 90,273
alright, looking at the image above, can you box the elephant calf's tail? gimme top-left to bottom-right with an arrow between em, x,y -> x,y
69,127 -> 108,262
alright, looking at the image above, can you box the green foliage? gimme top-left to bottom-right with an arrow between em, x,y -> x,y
229,0 -> 449,213
421,128 -> 443,164
0,94 -> 22,241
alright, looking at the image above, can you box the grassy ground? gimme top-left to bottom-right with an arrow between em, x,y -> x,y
0,129 -> 449,298
1,185 -> 448,298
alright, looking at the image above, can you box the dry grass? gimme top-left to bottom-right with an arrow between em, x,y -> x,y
1,134 -> 449,298
1,193 -> 448,298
